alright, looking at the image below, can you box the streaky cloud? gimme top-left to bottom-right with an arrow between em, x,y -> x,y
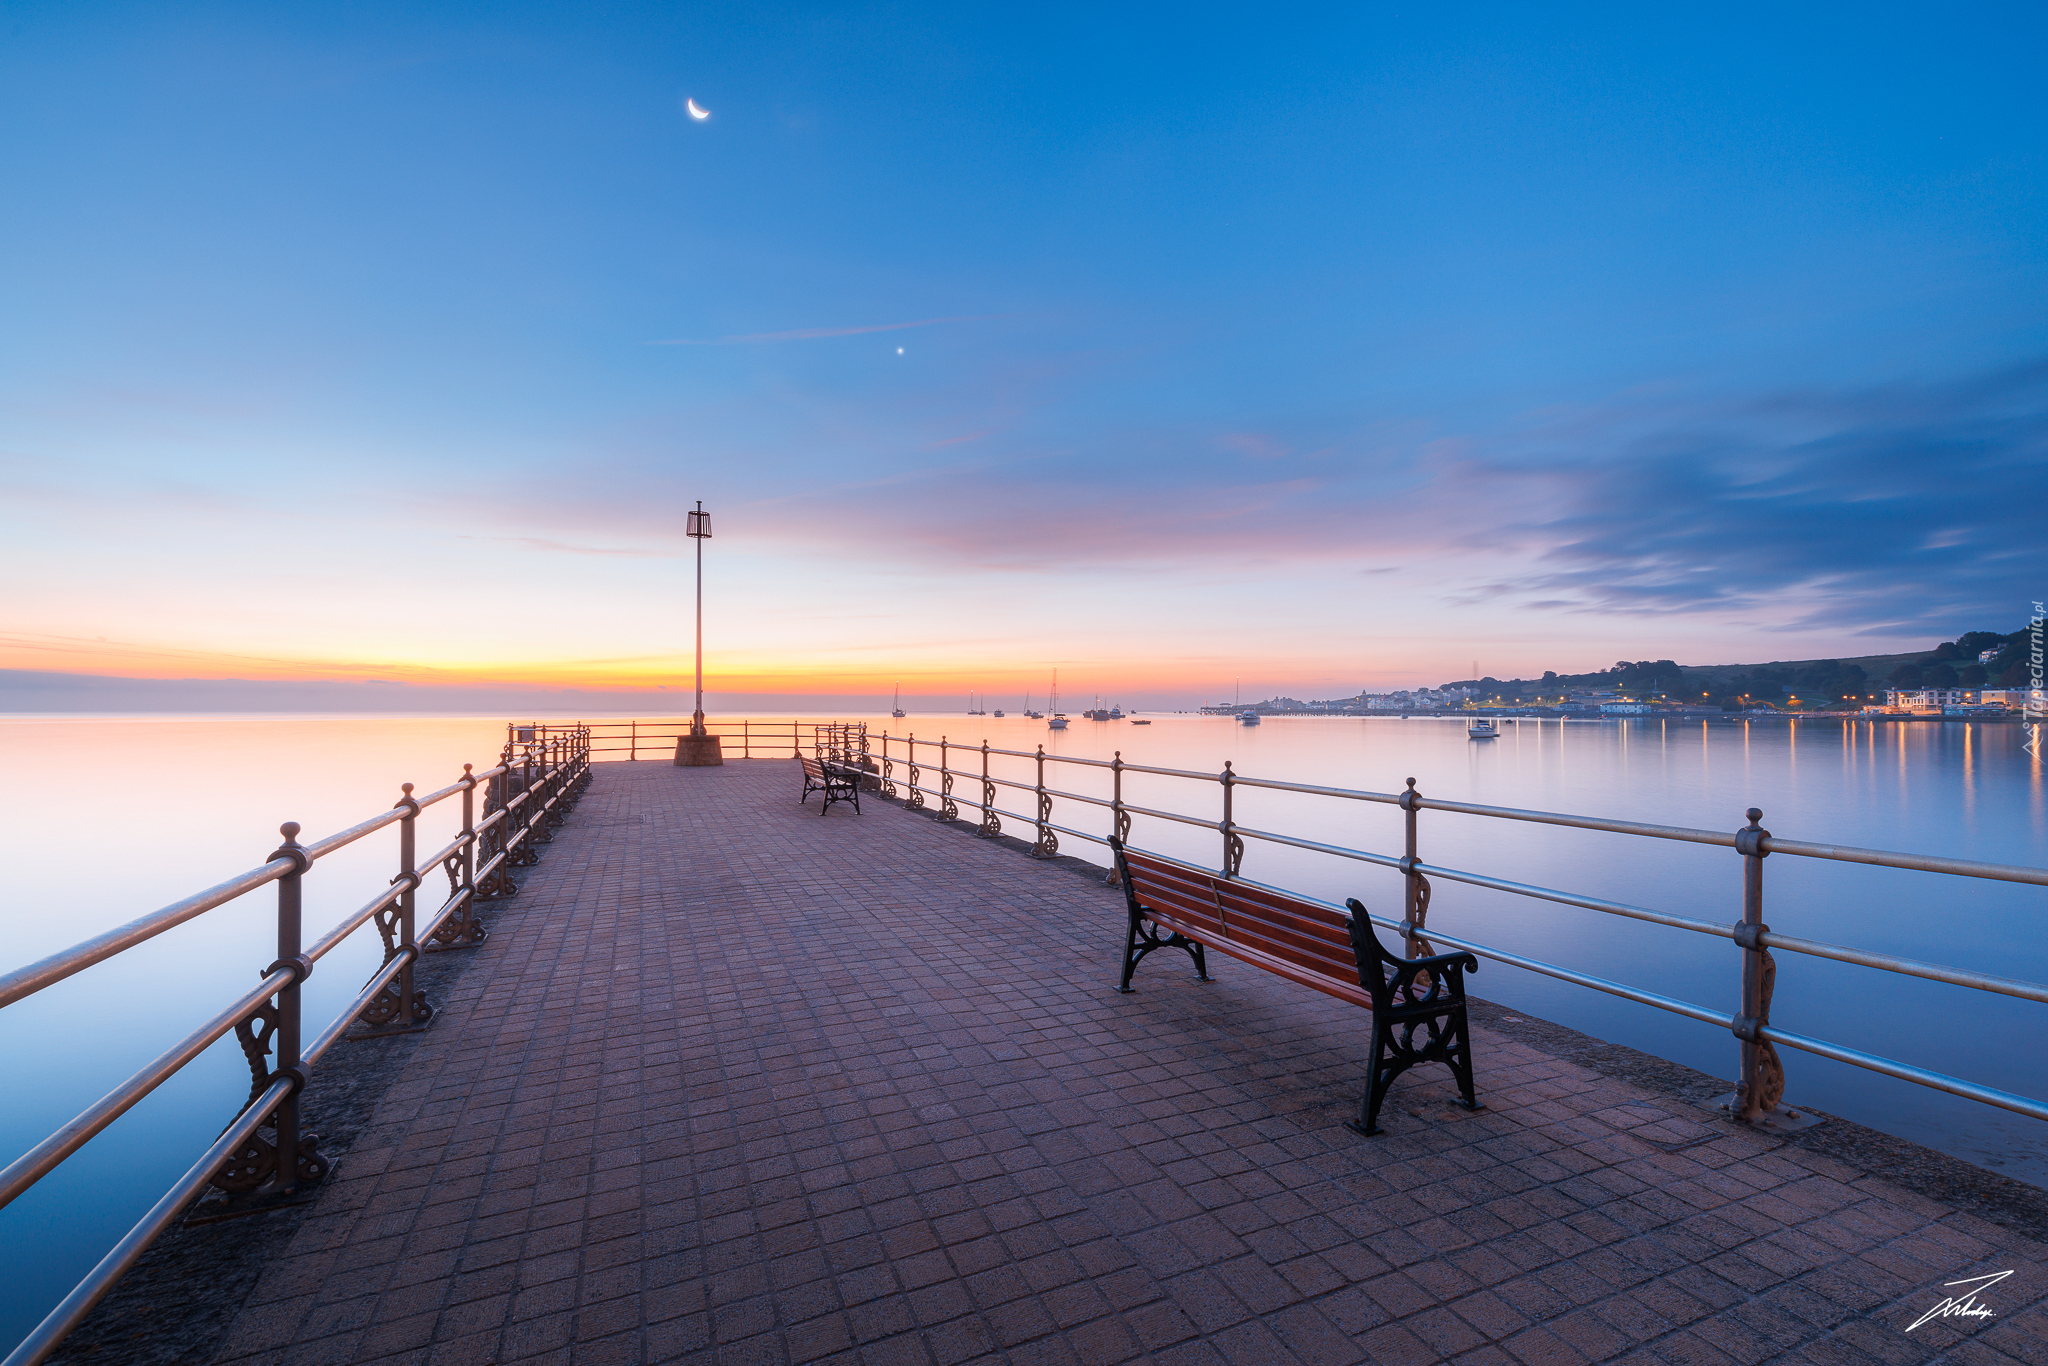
1506,359 -> 2048,633
454,535 -> 668,557
718,357 -> 2047,638
646,315 -> 997,346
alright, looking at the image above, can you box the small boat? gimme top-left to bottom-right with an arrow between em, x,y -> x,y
993,709 -> 1004,718
1469,719 -> 1499,739
1108,705 -> 1123,719
892,683 -> 905,719
1047,670 -> 1068,729
1048,714 -> 1069,730
1130,718 -> 1152,726
1238,710 -> 1261,726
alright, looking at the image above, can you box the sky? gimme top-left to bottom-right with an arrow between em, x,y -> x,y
2,1 -> 2044,710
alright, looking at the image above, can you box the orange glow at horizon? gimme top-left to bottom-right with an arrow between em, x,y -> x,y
0,630 -> 1408,699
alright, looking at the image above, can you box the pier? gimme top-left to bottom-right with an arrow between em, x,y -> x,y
102,758 -> 2048,1364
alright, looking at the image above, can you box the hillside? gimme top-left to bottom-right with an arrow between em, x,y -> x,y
1676,650 -> 1929,690
1434,626 -> 2032,708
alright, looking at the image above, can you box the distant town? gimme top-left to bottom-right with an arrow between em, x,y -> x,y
1205,625 -> 2044,719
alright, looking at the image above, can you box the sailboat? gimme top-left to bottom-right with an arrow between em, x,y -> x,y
968,690 -> 987,716
1047,670 -> 1068,730
891,683 -> 905,719
1022,691 -> 1042,720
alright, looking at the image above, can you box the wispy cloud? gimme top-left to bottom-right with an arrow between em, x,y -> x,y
646,315 -> 996,346
1492,360 -> 2048,633
454,535 -> 667,557
713,358 -> 2048,637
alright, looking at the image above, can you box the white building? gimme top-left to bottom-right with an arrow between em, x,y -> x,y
1979,648 -> 2002,664
1979,689 -> 2041,709
1885,688 -> 1978,710
1600,702 -> 1654,714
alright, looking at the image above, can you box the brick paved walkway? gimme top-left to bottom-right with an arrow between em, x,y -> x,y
211,761 -> 2046,1366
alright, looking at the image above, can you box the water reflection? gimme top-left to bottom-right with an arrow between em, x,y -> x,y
906,710 -> 2047,1191
0,711 -> 2043,1344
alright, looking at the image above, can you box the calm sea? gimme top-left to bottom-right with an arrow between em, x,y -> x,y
0,712 -> 2043,1343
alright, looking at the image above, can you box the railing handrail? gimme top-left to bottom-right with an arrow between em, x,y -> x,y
870,728 -> 2048,889
0,730 -> 595,1366
0,761 -> 517,1012
861,725 -> 2048,1130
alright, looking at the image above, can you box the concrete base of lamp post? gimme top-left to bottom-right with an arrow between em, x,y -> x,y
674,733 -> 724,766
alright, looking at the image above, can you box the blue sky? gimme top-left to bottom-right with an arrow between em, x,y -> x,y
2,2 -> 2043,705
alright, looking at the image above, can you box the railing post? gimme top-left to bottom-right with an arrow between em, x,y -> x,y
880,732 -> 897,799
1398,777 -> 1436,958
1732,807 -> 1787,1123
906,734 -> 925,811
1220,761 -> 1243,876
270,822 -> 315,1192
479,764 -> 504,897
1032,744 -> 1058,857
211,824 -> 328,1201
978,741 -> 1001,837
512,744 -> 538,867
544,736 -> 564,835
940,736 -> 958,820
532,742 -> 556,843
359,784 -> 433,1035
1105,751 -> 1129,884
456,763 -> 484,943
630,719 -> 637,760
396,784 -> 427,1027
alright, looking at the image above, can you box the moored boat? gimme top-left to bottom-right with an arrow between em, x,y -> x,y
1469,719 -> 1499,739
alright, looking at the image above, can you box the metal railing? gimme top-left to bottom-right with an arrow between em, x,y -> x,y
0,730 -> 593,1366
513,718 -> 863,761
865,730 -> 2048,1130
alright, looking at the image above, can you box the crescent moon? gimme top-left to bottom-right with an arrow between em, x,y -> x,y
686,98 -> 710,121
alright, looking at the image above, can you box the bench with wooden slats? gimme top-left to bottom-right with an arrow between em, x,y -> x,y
1108,836 -> 1480,1135
798,753 -> 861,815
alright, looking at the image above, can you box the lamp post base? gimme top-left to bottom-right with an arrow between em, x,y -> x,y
674,733 -> 724,767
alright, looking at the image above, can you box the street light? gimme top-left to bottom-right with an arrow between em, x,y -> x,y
675,500 -> 724,766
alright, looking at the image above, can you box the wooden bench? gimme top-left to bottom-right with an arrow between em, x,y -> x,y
799,754 -> 861,815
1108,836 -> 1480,1136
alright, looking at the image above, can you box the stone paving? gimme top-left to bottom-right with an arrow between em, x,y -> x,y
209,760 -> 2048,1366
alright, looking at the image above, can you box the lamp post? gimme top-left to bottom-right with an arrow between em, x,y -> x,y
674,500 -> 724,766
